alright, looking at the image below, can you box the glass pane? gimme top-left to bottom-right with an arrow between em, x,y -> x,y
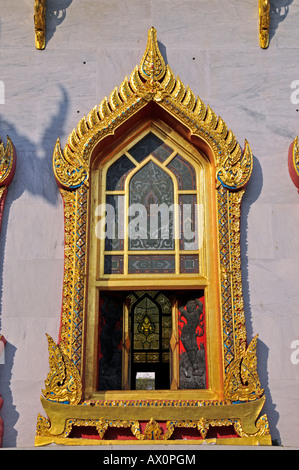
179,194 -> 199,250
106,154 -> 135,191
129,132 -> 173,163
167,154 -> 196,190
129,161 -> 174,250
104,195 -> 124,251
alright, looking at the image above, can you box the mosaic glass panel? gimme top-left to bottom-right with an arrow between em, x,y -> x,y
180,254 -> 199,273
129,160 -> 174,250
104,255 -> 124,274
128,255 -> 175,273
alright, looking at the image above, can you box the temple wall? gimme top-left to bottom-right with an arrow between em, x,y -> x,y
0,0 -> 299,447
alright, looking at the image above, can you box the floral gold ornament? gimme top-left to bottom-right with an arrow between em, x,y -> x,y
36,27 -> 271,446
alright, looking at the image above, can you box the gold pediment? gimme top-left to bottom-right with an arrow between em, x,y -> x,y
53,27 -> 252,192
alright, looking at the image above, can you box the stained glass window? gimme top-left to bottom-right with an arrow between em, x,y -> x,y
94,127 -> 209,394
102,129 -> 201,276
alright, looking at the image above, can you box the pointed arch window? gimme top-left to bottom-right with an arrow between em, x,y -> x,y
92,123 -> 211,393
99,129 -> 202,280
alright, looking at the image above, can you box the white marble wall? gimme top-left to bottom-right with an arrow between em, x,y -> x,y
0,0 -> 299,447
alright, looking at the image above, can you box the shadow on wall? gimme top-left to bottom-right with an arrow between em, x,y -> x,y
240,155 -> 281,445
0,342 -> 18,447
269,0 -> 293,45
45,0 -> 73,48
0,86 -> 70,446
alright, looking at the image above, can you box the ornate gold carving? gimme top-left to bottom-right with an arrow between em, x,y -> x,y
259,0 -> 270,49
224,336 -> 264,402
34,0 -> 46,50
42,334 -> 82,405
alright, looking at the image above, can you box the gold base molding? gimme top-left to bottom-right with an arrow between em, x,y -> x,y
35,436 -> 272,447
35,396 -> 271,446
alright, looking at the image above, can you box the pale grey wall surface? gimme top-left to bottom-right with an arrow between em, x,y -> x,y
0,0 -> 298,447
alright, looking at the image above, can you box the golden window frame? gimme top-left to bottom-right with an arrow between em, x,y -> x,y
35,28 -> 272,446
86,119 -> 220,400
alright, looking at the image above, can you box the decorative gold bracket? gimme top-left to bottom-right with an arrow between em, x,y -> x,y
0,136 -> 16,233
34,0 -> 46,50
288,136 -> 299,190
259,0 -> 270,48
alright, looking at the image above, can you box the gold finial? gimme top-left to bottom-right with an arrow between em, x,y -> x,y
34,0 -> 46,50
139,27 -> 166,83
259,0 -> 270,49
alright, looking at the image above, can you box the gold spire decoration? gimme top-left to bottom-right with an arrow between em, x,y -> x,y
139,26 -> 166,83
259,0 -> 270,48
34,0 -> 46,50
